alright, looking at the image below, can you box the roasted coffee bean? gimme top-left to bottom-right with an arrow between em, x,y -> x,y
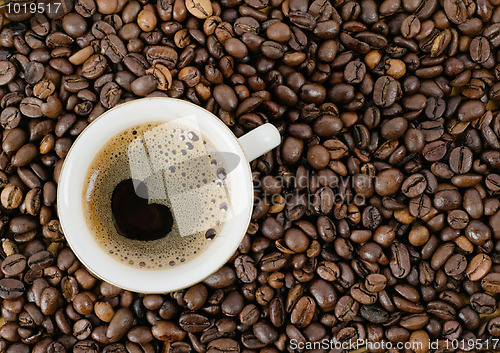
447,209 -> 469,229
101,35 -> 126,64
0,278 -> 25,299
444,254 -> 467,276
1,254 -> 27,276
434,189 -> 462,211
423,140 -> 448,162
365,273 -> 387,293
290,296 -> 315,328
82,55 -> 107,80
252,321 -> 278,344
316,261 -> 340,281
281,137 -> 303,165
390,242 -> 411,278
73,340 -> 99,353
234,255 -> 257,283
444,0 -> 468,24
465,220 -> 491,245
269,298 -> 284,327
374,168 -> 404,196
94,302 -> 114,322
19,97 -> 43,118
1,185 -> 23,209
100,82 -> 122,108
213,84 -> 238,112
457,100 -> 485,122
11,144 -> 38,167
0,61 -> 17,86
310,279 -> 337,311
107,308 -> 134,342
401,173 -> 427,198
449,146 -> 473,174
360,305 -> 389,324
467,253 -> 492,281
0,1 -> 498,352
207,338 -> 239,353
62,75 -> 89,93
179,312 -> 210,332
1,107 -> 21,129
240,304 -> 259,326
373,76 -> 398,107
73,319 -> 92,340
335,295 -> 359,322
203,266 -> 236,288
351,283 -> 378,305
470,293 -> 497,314
307,145 -> 330,169
28,250 -> 54,271
183,284 -> 207,311
185,0 -> 213,19
470,36 -> 491,63
486,173 -> 500,192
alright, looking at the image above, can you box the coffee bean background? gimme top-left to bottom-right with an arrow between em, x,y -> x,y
0,0 -> 500,352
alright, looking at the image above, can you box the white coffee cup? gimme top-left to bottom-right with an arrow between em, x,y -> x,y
57,97 -> 281,293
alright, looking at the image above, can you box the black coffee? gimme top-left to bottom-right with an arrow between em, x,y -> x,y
111,179 -> 174,241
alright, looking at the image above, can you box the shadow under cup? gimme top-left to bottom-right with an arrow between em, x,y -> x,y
57,98 -> 254,293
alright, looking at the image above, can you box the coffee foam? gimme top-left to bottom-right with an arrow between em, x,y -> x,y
83,121 -> 231,270
128,122 -> 230,236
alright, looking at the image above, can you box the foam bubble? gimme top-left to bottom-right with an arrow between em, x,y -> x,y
187,131 -> 199,141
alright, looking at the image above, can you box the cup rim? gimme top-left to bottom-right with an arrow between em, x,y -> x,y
57,97 -> 253,293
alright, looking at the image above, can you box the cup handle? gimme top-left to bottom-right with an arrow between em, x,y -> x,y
237,123 -> 281,162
